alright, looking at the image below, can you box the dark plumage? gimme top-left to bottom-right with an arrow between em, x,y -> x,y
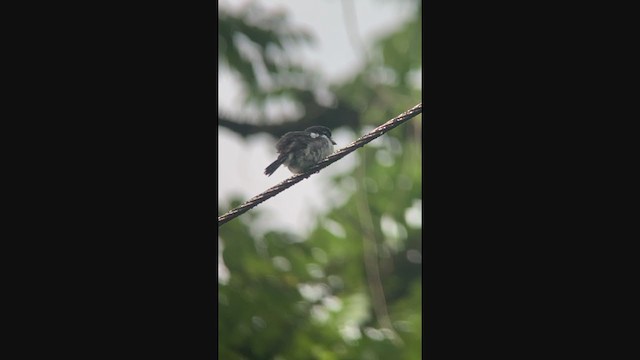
265,126 -> 336,176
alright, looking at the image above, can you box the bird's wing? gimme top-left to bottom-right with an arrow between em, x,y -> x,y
275,131 -> 313,154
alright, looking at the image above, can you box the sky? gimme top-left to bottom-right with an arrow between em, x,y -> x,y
218,0 -> 416,236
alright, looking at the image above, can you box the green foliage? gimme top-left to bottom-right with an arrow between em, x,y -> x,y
218,3 -> 317,106
219,2 -> 422,359
376,4 -> 422,89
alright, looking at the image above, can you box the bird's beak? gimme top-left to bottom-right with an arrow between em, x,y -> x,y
331,139 -> 337,145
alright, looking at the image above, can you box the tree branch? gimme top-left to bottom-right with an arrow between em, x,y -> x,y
218,101 -> 360,139
218,102 -> 422,227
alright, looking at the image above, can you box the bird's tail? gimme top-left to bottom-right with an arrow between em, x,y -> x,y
264,156 -> 286,176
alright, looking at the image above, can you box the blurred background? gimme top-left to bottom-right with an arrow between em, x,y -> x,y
218,0 -> 422,358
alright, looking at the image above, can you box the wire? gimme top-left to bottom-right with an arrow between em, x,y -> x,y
218,102 -> 422,227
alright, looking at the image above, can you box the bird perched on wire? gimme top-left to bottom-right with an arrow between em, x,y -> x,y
264,126 -> 337,176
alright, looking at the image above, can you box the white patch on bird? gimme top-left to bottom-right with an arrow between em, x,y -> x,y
310,132 -> 319,138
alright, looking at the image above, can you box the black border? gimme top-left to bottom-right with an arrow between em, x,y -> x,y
9,0 -> 625,358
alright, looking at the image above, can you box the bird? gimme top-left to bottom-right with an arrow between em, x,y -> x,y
264,126 -> 337,176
